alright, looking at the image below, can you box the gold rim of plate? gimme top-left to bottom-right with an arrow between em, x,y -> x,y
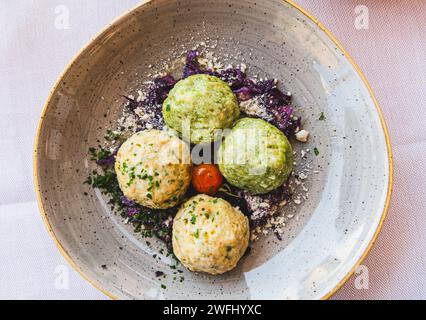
33,0 -> 394,300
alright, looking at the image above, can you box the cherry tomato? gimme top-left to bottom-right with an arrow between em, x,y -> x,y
192,164 -> 223,195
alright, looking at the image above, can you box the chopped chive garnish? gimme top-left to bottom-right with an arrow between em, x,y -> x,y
194,229 -> 199,239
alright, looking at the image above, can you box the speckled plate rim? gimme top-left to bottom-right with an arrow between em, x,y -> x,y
33,0 -> 394,300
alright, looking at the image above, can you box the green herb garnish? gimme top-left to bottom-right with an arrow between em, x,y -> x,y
194,229 -> 200,239
89,146 -> 112,162
104,129 -> 121,141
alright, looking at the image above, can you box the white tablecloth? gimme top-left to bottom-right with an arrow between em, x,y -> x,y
0,0 -> 425,300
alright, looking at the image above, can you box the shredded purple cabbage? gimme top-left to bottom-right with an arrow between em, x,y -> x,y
233,87 -> 253,102
231,79 -> 275,102
121,196 -> 136,207
124,75 -> 177,113
123,95 -> 140,111
183,50 -> 202,78
125,75 -> 178,130
270,106 -> 301,137
263,87 -> 292,108
218,68 -> 247,89
144,75 -> 177,108
127,207 -> 140,217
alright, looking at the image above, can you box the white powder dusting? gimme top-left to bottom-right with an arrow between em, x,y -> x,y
239,95 -> 273,121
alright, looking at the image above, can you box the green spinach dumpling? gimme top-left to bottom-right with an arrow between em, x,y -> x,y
218,118 -> 293,194
163,74 -> 239,144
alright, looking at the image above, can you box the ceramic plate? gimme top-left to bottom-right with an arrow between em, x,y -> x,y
34,0 -> 393,299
